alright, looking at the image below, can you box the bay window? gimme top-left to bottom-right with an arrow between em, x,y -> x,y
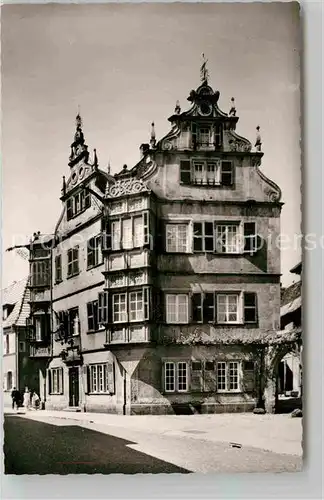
113,293 -> 127,323
31,260 -> 50,286
129,291 -> 144,321
106,211 -> 149,251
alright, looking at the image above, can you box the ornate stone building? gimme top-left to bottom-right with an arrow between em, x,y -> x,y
26,66 -> 283,414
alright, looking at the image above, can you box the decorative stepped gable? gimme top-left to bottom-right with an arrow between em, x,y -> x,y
123,56 -> 282,204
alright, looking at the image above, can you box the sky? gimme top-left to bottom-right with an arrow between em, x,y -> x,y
1,2 -> 301,288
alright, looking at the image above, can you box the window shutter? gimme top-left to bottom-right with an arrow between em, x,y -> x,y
214,294 -> 218,323
203,361 -> 217,392
190,361 -> 203,392
107,362 -> 115,394
193,222 -> 203,252
143,211 -> 150,246
204,293 -> 215,323
192,293 -> 203,322
242,361 -> 256,393
98,291 -> 109,325
244,222 -> 257,254
191,122 -> 197,149
221,161 -> 233,186
180,160 -> 192,184
159,290 -> 165,323
84,365 -> 90,394
60,367 -> 64,394
156,218 -> 165,252
66,198 -> 73,220
48,370 -> 52,395
214,123 -> 223,148
243,292 -> 258,323
102,220 -> 112,251
85,189 -> 91,208
143,287 -> 150,320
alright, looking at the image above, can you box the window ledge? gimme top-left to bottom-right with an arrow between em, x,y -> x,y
217,390 -> 242,394
55,279 -> 63,285
86,328 -> 105,335
87,392 -> 112,396
67,272 -> 80,280
87,262 -> 104,271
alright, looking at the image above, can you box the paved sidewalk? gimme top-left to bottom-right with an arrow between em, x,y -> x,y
5,408 -> 303,457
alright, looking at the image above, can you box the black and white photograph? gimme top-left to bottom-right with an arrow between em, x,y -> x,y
1,2 -> 303,476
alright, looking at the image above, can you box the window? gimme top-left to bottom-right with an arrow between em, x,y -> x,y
31,260 -> 50,286
111,220 -> 121,250
180,160 -> 192,184
122,218 -> 132,249
34,317 -> 43,341
244,222 -> 258,254
87,235 -> 102,268
129,291 -> 144,322
89,363 -> 115,394
4,335 -> 10,354
193,160 -> 220,185
49,368 -> 63,394
217,361 -> 241,392
193,222 -> 214,252
7,371 -> 13,391
113,293 -> 127,323
192,293 -> 215,323
57,308 -> 80,338
19,341 -> 25,352
198,127 -> 211,146
166,294 -> 188,324
133,216 -> 144,247
66,189 -> 91,220
221,161 -> 233,186
164,361 -> 188,393
166,224 -> 189,253
55,255 -> 62,283
215,224 -> 241,253
214,123 -> 223,149
217,294 -> 240,323
87,300 -> 99,332
67,247 -> 79,277
243,293 -> 258,323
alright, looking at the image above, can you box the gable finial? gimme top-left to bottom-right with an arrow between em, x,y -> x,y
200,53 -> 209,85
175,100 -> 181,114
150,122 -> 156,148
229,97 -> 236,117
107,159 -> 111,175
255,126 -> 262,152
93,148 -> 98,168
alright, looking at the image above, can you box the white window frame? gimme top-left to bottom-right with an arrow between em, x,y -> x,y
112,293 -> 127,323
216,361 -> 241,393
133,215 -> 144,248
35,317 -> 43,341
164,361 -> 189,393
111,220 -> 121,250
166,294 -> 189,324
129,290 -> 144,322
198,126 -> 211,146
166,223 -> 189,253
192,159 -> 221,185
215,223 -> 242,254
217,293 -> 242,324
89,363 -> 109,394
50,368 -> 63,394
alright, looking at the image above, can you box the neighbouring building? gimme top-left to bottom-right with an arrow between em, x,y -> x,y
26,64 -> 284,414
2,278 -> 31,406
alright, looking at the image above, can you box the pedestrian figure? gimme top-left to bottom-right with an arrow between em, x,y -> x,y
11,387 -> 19,410
31,391 -> 40,410
23,387 -> 31,410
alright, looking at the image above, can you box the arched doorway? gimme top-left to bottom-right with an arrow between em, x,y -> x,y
264,343 -> 302,413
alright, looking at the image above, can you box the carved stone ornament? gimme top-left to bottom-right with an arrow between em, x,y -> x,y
227,132 -> 252,153
105,178 -> 150,199
251,156 -> 262,167
264,186 -> 281,202
162,141 -> 173,151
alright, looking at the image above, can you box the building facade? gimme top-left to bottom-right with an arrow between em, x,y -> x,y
2,278 -> 31,407
26,69 -> 283,414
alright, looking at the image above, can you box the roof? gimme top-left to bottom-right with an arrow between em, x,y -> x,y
280,279 -> 301,317
1,277 -> 30,329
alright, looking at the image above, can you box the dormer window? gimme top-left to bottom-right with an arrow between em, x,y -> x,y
67,189 -> 91,220
191,122 -> 223,151
198,127 -> 211,146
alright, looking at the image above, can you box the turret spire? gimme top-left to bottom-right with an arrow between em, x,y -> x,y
200,53 -> 209,85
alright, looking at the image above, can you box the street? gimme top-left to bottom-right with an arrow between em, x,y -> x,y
4,412 -> 302,474
4,415 -> 190,475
